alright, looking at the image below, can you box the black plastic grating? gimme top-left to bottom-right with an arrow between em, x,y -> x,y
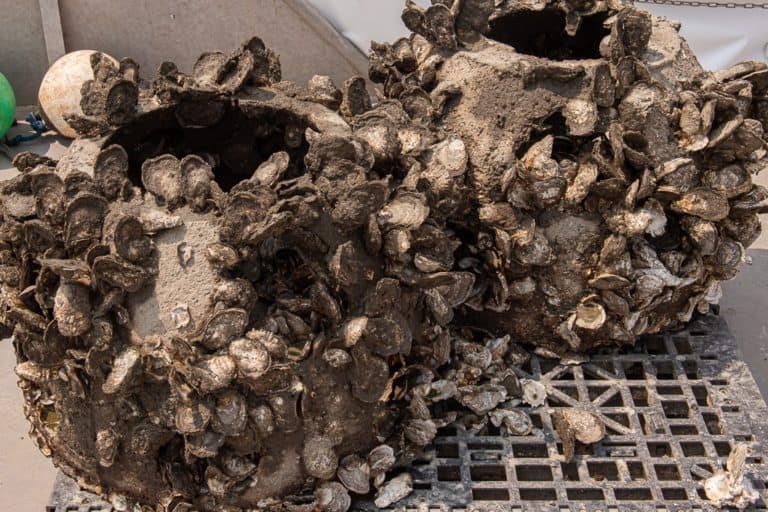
49,313 -> 768,512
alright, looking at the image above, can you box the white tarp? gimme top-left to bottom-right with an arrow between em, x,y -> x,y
640,4 -> 768,70
307,0 -> 768,72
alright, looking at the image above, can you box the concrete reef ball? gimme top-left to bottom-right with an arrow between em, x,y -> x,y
370,0 -> 768,351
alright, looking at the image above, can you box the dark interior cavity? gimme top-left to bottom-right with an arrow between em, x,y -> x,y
487,9 -> 610,61
516,111 -> 585,160
108,104 -> 309,192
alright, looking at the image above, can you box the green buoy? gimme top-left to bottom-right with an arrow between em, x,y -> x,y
0,72 -> 16,140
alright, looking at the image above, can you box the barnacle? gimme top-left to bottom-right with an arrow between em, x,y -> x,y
371,0 -> 768,351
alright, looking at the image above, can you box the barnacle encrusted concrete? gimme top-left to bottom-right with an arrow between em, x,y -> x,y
370,0 -> 768,351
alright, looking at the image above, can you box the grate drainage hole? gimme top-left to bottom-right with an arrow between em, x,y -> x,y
647,442 -> 673,457
683,360 -> 699,379
561,462 -> 580,481
670,424 -> 698,435
516,464 -> 554,481
566,488 -> 605,500
436,443 -> 459,458
588,461 -> 620,481
654,464 -> 682,481
662,488 -> 688,500
702,412 -> 723,435
623,362 -> 645,380
714,441 -> 732,457
470,465 -> 507,482
657,385 -> 683,395
681,441 -> 706,456
692,385 -> 710,406
437,465 -> 461,481
627,461 -> 646,480
467,442 -> 502,451
673,336 -> 693,354
519,488 -> 556,501
513,443 -> 548,458
631,386 -> 649,406
654,361 -> 676,379
662,400 -> 691,419
473,488 -> 510,501
615,488 -> 653,500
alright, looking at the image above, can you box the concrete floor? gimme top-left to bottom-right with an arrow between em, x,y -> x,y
0,110 -> 767,512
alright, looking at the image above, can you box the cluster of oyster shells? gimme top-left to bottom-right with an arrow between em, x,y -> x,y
0,1 -> 765,510
370,0 -> 768,351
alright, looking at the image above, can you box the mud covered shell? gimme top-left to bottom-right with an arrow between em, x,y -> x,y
205,242 -> 240,271
491,408 -> 534,436
458,384 -> 507,415
107,214 -> 152,263
702,164 -> 752,198
368,444 -> 396,476
175,401 -> 213,434
180,154 -> 215,210
251,151 -> 290,187
553,408 -> 604,462
404,418 -> 437,445
521,379 -> 547,407
417,272 -> 475,307
29,167 -> 65,225
92,255 -> 151,292
211,390 -> 248,436
308,75 -> 343,110
200,308 -> 248,350
340,76 -> 372,118
38,258 -> 91,286
53,282 -> 91,337
377,192 -> 430,231
102,347 -> 142,394
303,436 -> 338,480
141,154 -> 183,206
575,301 -> 607,330
359,316 -> 412,356
374,473 -> 413,509
94,144 -> 130,200
228,337 -> 271,379
671,188 -> 730,221
65,193 -> 108,253
185,430 -> 225,459
350,345 -> 389,403
315,482 -> 351,512
193,355 -> 236,393
337,454 -> 370,494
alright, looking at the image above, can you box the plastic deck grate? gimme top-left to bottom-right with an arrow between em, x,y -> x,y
48,312 -> 768,512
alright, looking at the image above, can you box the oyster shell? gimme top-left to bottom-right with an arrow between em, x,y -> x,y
141,154 -> 183,207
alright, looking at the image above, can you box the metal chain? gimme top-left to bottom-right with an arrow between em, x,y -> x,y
633,0 -> 768,8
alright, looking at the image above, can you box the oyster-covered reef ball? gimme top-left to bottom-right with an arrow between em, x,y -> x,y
370,0 -> 768,351
0,36 -> 514,511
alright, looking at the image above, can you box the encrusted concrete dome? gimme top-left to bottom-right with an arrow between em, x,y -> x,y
0,38 -> 478,510
370,0 -> 768,351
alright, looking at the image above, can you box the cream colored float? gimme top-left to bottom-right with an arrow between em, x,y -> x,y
38,50 -> 118,138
